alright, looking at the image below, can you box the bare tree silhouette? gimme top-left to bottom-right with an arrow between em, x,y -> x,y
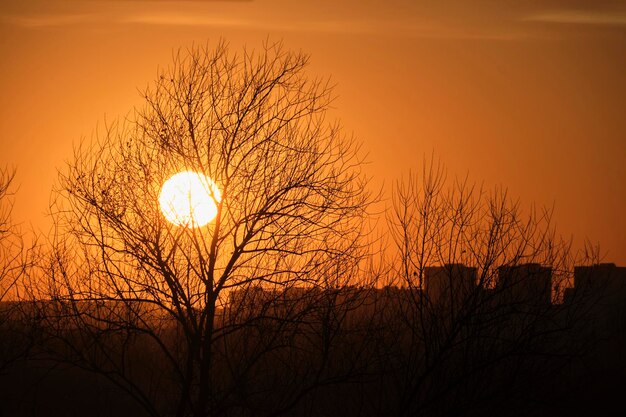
369,156 -> 597,417
36,41 -> 371,417
0,167 -> 38,374
0,167 -> 19,302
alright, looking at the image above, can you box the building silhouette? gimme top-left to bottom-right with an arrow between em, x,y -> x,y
424,264 -> 478,306
496,263 -> 552,307
564,263 -> 626,304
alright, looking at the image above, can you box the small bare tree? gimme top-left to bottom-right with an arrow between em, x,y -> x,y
39,41 -> 371,417
0,167 -> 39,373
0,167 -> 19,301
376,156 -> 595,416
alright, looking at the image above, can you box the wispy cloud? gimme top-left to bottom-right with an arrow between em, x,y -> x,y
120,11 -> 529,41
4,13 -> 94,28
121,12 -> 384,35
121,13 -> 251,28
526,10 -> 626,26
1,7 -> 530,42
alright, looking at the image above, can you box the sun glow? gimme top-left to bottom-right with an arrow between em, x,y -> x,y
159,171 -> 221,228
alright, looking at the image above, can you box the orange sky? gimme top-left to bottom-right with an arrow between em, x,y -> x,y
1,0 -> 625,264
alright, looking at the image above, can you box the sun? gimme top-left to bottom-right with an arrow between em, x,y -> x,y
159,171 -> 221,228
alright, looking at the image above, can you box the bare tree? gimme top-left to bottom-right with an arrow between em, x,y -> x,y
38,41 -> 371,417
0,167 -> 39,374
374,156 -> 596,417
0,167 -> 21,373
0,167 -> 19,301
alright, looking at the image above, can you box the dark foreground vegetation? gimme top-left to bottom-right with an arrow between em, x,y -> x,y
1,263 -> 626,417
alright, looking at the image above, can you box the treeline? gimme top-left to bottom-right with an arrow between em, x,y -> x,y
1,264 -> 625,417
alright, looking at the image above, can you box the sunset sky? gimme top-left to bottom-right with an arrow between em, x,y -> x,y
1,0 -> 625,263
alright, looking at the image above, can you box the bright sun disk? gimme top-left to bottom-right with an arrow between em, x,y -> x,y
159,171 -> 221,228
